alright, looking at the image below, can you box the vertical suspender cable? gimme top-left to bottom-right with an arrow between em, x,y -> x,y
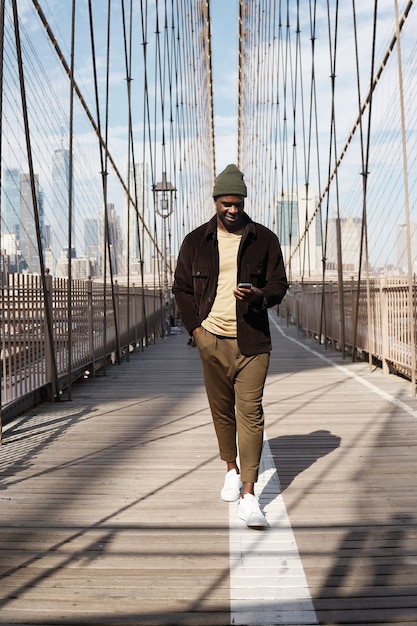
66,0 -> 76,400
163,0 -> 173,297
87,0 -> 108,372
139,0 -> 154,345
264,0 -> 275,229
206,0 -> 216,180
141,0 -> 164,342
324,0 -> 344,351
266,0 -> 276,230
295,0 -> 312,280
152,1 -> 162,301
332,2 -> 344,356
130,0 -> 149,351
351,0 -> 377,365
11,0 -> 59,400
120,0 -> 147,357
86,0 -> 120,369
121,0 -> 132,357
0,0 -> 4,442
103,0 -> 122,365
393,0 -> 416,395
237,0 -> 244,167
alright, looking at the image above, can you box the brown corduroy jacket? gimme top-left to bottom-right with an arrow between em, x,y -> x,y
172,213 -> 289,356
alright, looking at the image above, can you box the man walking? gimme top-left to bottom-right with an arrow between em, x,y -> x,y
173,164 -> 288,528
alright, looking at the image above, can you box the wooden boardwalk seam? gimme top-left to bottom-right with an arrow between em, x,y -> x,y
1,315 -> 417,625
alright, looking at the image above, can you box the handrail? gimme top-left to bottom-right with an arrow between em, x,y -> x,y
0,274 -> 168,439
279,276 -> 417,396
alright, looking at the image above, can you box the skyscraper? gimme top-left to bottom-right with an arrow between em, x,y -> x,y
326,217 -> 362,273
396,223 -> 417,273
3,167 -> 20,239
84,217 -> 99,260
19,173 -> 43,273
125,162 -> 150,274
98,204 -> 125,276
276,187 -> 321,278
51,148 -> 74,258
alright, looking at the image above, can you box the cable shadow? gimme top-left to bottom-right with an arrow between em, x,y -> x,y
1,404 -> 213,490
313,513 -> 417,624
0,334 -> 230,619
0,452 -> 221,610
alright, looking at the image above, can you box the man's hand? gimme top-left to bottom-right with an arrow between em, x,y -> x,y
233,285 -> 263,305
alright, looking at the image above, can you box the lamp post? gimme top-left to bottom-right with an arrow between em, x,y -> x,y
152,172 -> 176,316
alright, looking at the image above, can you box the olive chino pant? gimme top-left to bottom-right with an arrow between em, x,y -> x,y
195,326 -> 270,484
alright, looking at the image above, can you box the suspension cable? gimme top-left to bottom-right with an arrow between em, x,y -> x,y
11,0 -> 59,400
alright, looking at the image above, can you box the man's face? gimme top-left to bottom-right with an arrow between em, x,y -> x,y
214,195 -> 245,233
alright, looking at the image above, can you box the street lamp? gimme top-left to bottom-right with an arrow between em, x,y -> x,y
152,172 -> 176,313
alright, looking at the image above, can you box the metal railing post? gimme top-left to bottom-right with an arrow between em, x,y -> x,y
380,276 -> 389,374
44,272 -> 55,400
133,283 -> 138,348
87,278 -> 95,375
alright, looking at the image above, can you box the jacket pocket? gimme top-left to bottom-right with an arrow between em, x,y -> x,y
192,264 -> 209,295
247,264 -> 265,286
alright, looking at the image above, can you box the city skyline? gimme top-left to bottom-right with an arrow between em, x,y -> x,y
1,153 -> 157,280
2,155 -> 416,281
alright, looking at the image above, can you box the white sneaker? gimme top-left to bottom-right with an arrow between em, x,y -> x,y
238,494 -> 268,528
220,469 -> 243,502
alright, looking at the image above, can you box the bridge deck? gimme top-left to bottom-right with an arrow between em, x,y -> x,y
1,315 -> 417,626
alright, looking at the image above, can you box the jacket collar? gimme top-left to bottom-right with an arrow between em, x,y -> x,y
204,213 -> 256,240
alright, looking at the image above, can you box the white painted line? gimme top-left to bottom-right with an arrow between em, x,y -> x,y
270,315 -> 417,420
229,437 -> 318,626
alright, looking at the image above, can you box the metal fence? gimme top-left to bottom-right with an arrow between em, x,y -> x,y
1,273 -> 166,432
280,276 -> 417,395
3,272 -> 416,443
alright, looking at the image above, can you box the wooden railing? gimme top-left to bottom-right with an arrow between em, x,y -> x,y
279,277 -> 417,393
3,273 -> 416,442
1,274 -> 167,427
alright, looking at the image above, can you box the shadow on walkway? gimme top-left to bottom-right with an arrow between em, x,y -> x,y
268,429 -> 341,491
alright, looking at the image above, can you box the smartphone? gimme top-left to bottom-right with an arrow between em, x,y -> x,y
238,282 -> 252,289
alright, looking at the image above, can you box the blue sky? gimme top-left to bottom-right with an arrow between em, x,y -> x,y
6,0 -> 417,270
210,1 -> 240,171
4,0 -> 244,258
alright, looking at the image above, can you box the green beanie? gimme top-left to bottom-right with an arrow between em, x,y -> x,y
212,164 -> 247,198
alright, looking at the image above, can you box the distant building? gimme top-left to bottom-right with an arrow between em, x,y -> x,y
55,250 -> 96,280
396,223 -> 417,273
19,173 -> 43,273
84,217 -> 99,258
276,187 -> 321,277
55,247 -> 76,278
1,233 -> 25,274
51,148 -> 75,258
125,162 -> 151,274
44,246 -> 55,275
98,204 -> 125,276
1,232 -> 18,257
326,216 -> 362,273
72,255 -> 96,279
0,249 -> 7,286
3,167 -> 20,240
44,224 -> 52,250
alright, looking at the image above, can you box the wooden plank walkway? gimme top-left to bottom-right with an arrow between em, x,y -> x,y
1,314 -> 417,625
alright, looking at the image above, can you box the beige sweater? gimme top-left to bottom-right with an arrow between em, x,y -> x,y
202,228 -> 242,337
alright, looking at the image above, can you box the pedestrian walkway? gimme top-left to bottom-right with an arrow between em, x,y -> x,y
1,314 -> 417,625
